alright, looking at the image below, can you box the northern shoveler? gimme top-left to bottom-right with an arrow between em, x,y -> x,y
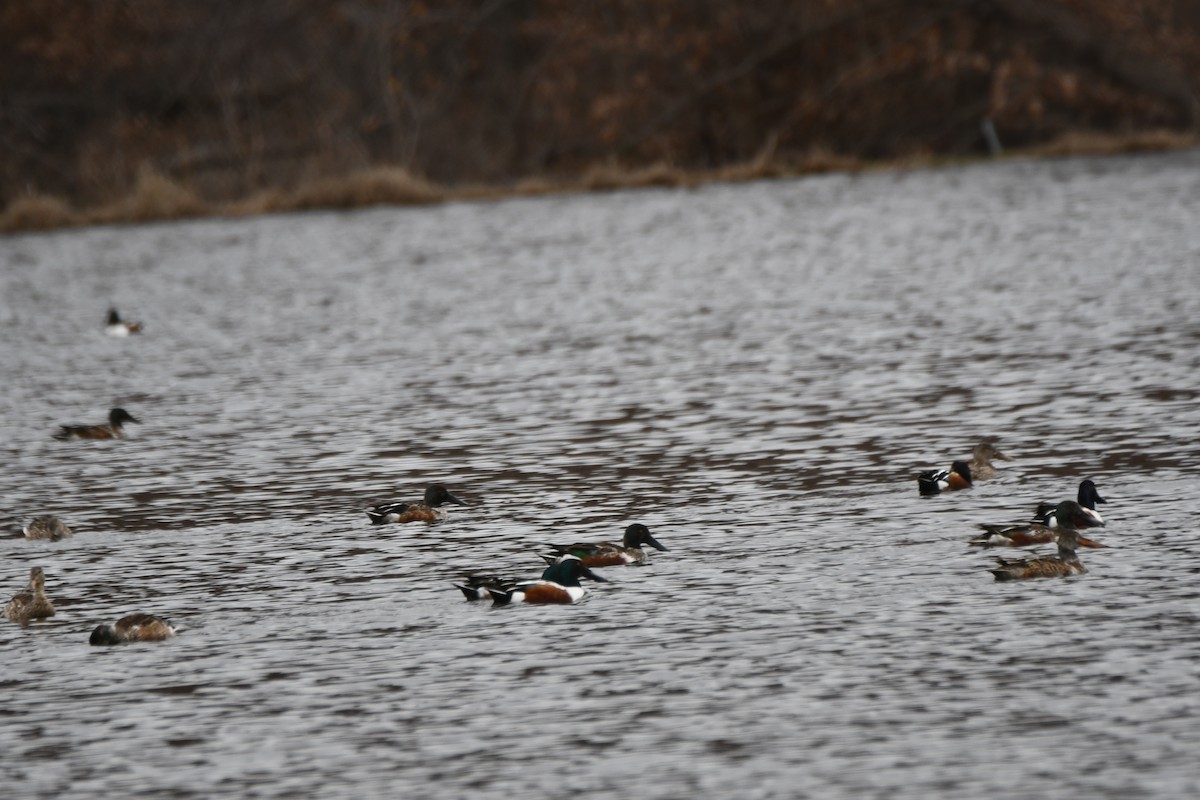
988,501 -> 1103,581
971,502 -> 1106,549
455,555 -> 610,601
22,515 -> 73,541
539,523 -> 668,567
365,484 -> 467,525
4,567 -> 55,624
53,408 -> 140,440
1044,480 -> 1106,527
105,308 -> 143,337
89,613 -> 176,645
487,556 -> 609,606
967,442 -> 1011,480
918,460 -> 972,495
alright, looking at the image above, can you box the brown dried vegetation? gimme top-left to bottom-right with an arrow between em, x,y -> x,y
2,1 -> 1199,232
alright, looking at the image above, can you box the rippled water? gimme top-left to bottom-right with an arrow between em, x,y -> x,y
3,151 -> 1200,798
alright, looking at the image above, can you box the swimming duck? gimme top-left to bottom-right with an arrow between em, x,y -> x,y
971,502 -> 1106,549
487,556 -> 609,606
1044,480 -> 1106,527
105,308 -> 143,337
89,613 -> 176,645
539,523 -> 668,567
918,460 -> 972,496
22,515 -> 73,541
4,567 -> 56,624
456,555 -> 610,601
53,408 -> 140,440
366,484 -> 467,525
988,501 -> 1103,581
967,442 -> 1011,480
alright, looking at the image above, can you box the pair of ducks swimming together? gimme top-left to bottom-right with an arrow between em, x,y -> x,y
366,484 -> 669,605
4,567 -> 175,645
918,443 -> 1110,581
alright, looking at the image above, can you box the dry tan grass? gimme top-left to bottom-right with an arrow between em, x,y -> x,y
3,133 -> 1198,235
89,167 -> 206,225
1026,128 -> 1200,157
282,167 -> 442,211
0,193 -> 79,233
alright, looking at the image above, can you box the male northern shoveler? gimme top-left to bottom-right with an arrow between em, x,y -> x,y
487,556 -> 609,606
1043,480 -> 1106,527
918,460 -> 972,496
22,515 -> 73,541
539,523 -> 668,567
53,408 -> 140,440
971,502 -> 1106,549
455,555 -> 610,601
365,484 -> 467,525
988,501 -> 1103,581
4,567 -> 56,624
967,442 -> 1011,480
105,308 -> 143,337
89,613 -> 176,645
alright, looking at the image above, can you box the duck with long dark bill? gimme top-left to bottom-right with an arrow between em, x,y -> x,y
456,555 -> 610,602
53,408 -> 140,440
539,523 -> 668,567
365,484 -> 467,525
1043,480 -> 1107,528
988,501 -> 1105,581
487,556 -> 609,606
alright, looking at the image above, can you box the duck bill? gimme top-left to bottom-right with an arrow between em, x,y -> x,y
994,449 -> 1012,461
645,533 -> 669,552
447,493 -> 467,506
1077,537 -> 1107,549
581,566 -> 609,583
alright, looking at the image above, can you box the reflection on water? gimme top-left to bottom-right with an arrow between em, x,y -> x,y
3,151 -> 1200,798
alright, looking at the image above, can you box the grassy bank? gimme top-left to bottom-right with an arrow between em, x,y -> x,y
2,129 -> 1196,235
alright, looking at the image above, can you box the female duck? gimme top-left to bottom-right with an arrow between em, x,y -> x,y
22,515 -> 73,541
89,613 -> 176,645
967,442 -> 1011,480
4,567 -> 56,624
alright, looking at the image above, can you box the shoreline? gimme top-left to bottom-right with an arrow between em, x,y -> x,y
2,129 -> 1196,236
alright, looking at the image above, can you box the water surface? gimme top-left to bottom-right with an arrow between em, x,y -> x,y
3,150 -> 1200,798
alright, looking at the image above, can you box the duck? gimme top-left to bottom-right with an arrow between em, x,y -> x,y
538,523 -> 668,567
105,308 -> 143,336
988,501 -> 1103,581
4,567 -> 56,624
89,613 -> 176,645
486,556 -> 609,606
53,408 -> 140,440
365,484 -> 467,525
22,515 -> 73,541
971,502 -> 1106,549
917,460 -> 972,496
455,554 -> 611,601
967,442 -> 1011,480
1044,480 -> 1106,527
